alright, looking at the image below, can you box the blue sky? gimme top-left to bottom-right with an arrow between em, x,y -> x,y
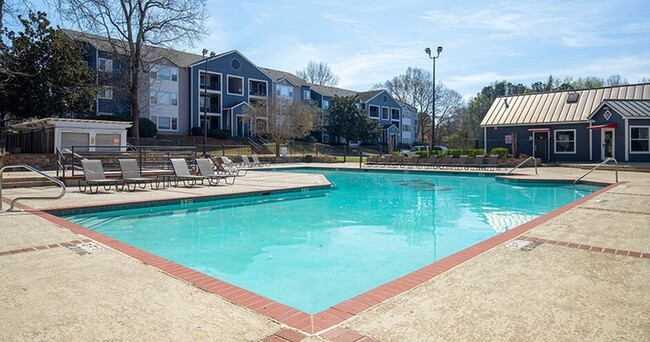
28,0 -> 650,99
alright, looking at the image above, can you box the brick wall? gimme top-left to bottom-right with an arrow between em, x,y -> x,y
0,154 -> 58,170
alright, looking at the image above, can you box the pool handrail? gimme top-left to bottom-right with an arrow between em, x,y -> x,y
573,157 -> 618,187
505,156 -> 538,176
0,164 -> 67,211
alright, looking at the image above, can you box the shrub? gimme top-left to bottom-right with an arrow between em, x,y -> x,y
465,148 -> 485,157
490,147 -> 509,159
435,150 -> 446,158
446,148 -> 463,158
138,117 -> 157,138
415,151 -> 429,158
207,129 -> 231,140
303,135 -> 317,143
191,126 -> 203,136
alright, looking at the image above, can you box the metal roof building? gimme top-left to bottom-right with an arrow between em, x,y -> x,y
481,83 -> 650,163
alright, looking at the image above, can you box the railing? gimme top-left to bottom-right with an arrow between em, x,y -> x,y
573,157 -> 618,187
505,156 -> 538,175
0,164 -> 66,211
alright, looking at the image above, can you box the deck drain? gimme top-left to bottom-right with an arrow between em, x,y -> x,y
506,239 -> 543,252
66,243 -> 102,256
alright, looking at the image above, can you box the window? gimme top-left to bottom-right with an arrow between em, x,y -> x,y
403,124 -> 411,132
227,76 -> 243,95
555,129 -> 576,153
276,84 -> 294,99
199,71 -> 221,91
369,105 -> 379,118
153,116 -> 178,131
249,79 -> 268,97
200,94 -> 221,113
381,107 -> 389,120
630,127 -> 649,153
391,108 -> 400,120
98,58 -> 113,72
303,89 -> 310,100
323,133 -> 330,143
151,65 -> 178,81
322,99 -> 330,109
150,91 -> 178,106
98,86 -> 113,99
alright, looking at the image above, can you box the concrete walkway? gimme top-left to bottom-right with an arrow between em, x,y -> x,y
0,165 -> 648,341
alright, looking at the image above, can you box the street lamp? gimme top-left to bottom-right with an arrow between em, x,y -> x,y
202,49 -> 216,156
425,46 -> 442,152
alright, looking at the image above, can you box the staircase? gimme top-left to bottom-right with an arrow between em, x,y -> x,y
247,137 -> 274,154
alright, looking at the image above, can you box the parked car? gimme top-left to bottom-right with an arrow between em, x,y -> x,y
400,145 -> 447,156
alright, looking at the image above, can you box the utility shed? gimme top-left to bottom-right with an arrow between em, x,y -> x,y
9,118 -> 132,154
480,83 -> 650,162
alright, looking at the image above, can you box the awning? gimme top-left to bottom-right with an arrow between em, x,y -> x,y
527,128 -> 550,132
588,123 -> 617,130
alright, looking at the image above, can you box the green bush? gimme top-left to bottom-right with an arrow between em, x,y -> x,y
139,117 -> 157,138
207,129 -> 231,140
191,127 -> 203,136
415,151 -> 429,158
490,147 -> 509,159
446,148 -> 463,158
465,148 -> 485,157
303,135 -> 317,143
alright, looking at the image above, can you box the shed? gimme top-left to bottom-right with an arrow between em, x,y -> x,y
9,118 -> 132,154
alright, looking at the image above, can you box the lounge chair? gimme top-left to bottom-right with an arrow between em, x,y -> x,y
437,155 -> 452,168
118,159 -> 158,191
403,155 -> 420,168
240,155 -> 256,167
196,158 -> 236,185
387,155 -> 405,167
377,155 -> 393,167
466,155 -> 485,170
169,158 -> 208,187
212,156 -> 247,176
251,155 -> 270,167
364,155 -> 379,167
484,155 -> 500,170
420,155 -> 438,168
78,159 -> 121,193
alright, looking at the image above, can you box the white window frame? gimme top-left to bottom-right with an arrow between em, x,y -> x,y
199,70 -> 222,92
227,75 -> 244,96
322,133 -> 330,143
303,89 -> 310,100
554,129 -> 576,154
322,98 -> 330,110
403,124 -> 411,132
98,58 -> 113,73
391,107 -> 400,121
276,84 -> 294,99
630,126 -> 650,154
154,116 -> 179,131
248,78 -> 268,97
369,105 -> 379,119
381,106 -> 389,120
98,86 -> 113,100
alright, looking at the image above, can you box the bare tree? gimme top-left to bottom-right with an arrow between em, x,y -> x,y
606,75 -> 628,86
245,97 -> 317,157
54,0 -> 207,139
296,61 -> 340,86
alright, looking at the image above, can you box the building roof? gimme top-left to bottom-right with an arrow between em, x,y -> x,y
259,68 -> 308,87
480,83 -> 650,127
358,90 -> 383,102
11,118 -> 132,130
396,100 -> 417,112
63,29 -> 204,68
589,99 -> 650,119
309,84 -> 359,98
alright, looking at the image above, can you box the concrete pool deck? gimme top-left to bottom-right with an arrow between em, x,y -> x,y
0,165 -> 648,341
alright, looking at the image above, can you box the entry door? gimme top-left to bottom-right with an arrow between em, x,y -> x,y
533,132 -> 549,162
601,129 -> 615,160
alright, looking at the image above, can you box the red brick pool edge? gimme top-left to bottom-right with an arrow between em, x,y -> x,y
10,182 -> 620,336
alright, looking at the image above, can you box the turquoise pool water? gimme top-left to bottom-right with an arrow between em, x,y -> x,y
62,169 -> 599,314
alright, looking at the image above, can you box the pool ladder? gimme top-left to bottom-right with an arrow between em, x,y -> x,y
0,164 -> 67,211
505,156 -> 538,176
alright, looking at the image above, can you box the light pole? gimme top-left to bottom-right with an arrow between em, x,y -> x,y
425,46 -> 442,152
201,49 -> 216,156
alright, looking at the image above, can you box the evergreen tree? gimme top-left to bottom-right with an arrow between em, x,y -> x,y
327,95 -> 380,144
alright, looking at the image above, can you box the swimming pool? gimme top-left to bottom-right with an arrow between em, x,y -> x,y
62,169 -> 599,314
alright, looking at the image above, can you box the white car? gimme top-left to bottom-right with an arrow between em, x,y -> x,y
401,145 -> 447,157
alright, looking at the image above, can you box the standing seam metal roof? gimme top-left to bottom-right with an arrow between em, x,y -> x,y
480,83 -> 650,126
590,100 -> 650,118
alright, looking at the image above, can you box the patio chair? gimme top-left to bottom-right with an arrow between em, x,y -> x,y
212,156 -> 247,176
484,155 -> 500,170
377,155 -> 393,167
196,158 -> 236,185
466,155 -> 485,170
78,159 -> 122,194
169,158 -> 208,187
118,158 -> 158,191
387,155 -> 405,167
251,155 -> 270,167
437,155 -> 453,168
364,155 -> 379,167
240,155 -> 256,167
420,155 -> 438,168
403,155 -> 420,167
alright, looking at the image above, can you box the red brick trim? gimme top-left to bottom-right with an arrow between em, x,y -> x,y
520,236 -> 648,258
0,239 -> 93,256
262,328 -> 307,342
578,206 -> 650,215
17,181 -> 619,335
319,326 -> 377,342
